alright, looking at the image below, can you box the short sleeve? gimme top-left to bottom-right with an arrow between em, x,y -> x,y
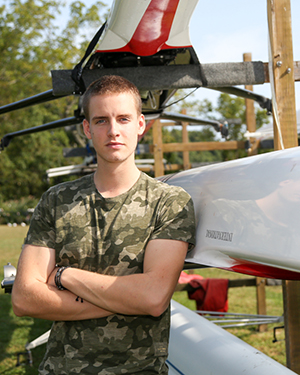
24,189 -> 56,249
150,187 -> 196,251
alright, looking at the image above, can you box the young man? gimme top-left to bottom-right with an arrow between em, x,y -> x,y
12,75 -> 196,374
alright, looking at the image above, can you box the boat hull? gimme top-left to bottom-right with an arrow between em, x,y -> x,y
168,300 -> 296,374
161,147 -> 300,279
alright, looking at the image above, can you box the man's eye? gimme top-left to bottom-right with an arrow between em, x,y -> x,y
96,119 -> 106,124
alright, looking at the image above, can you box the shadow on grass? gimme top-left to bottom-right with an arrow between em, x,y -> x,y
0,294 -> 20,371
23,318 -> 52,374
0,293 -> 52,375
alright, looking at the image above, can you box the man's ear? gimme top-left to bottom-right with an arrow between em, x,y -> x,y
138,114 -> 146,136
83,119 -> 92,139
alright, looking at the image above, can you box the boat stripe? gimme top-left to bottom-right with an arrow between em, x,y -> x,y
166,359 -> 186,375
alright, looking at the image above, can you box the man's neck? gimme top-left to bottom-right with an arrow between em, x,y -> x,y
94,162 -> 141,198
256,193 -> 289,227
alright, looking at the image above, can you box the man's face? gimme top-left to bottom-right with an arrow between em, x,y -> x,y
83,92 -> 145,165
277,178 -> 300,204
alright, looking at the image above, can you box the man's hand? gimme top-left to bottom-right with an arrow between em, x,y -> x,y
12,238 -> 188,320
56,239 -> 188,317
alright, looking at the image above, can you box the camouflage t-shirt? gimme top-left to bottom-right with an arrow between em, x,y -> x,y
24,172 -> 196,374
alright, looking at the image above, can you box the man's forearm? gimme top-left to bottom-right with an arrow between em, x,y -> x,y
12,244 -> 114,321
57,268 -> 162,316
54,240 -> 187,317
12,280 -> 113,321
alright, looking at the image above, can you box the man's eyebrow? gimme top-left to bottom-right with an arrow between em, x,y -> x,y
118,113 -> 133,118
91,116 -> 106,121
92,114 -> 133,119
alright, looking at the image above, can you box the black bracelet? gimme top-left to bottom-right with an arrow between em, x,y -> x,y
55,266 -> 69,290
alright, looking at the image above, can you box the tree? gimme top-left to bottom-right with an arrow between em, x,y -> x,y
215,93 -> 270,160
0,0 -> 108,201
216,93 -> 269,141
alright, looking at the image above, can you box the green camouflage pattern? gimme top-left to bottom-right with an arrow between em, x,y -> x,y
25,172 -> 196,374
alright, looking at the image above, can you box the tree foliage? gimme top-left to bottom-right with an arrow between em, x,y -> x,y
0,0 -> 108,202
216,93 -> 269,140
215,93 -> 270,160
0,1 -> 271,202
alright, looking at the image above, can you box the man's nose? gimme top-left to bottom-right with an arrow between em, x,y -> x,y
107,120 -> 120,137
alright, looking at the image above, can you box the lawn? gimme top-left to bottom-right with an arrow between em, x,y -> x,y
0,226 -> 53,374
0,225 -> 287,374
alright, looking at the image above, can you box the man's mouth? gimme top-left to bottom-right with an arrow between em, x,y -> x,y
106,142 -> 124,148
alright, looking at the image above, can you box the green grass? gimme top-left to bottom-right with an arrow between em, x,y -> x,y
0,226 -> 287,372
0,226 -> 52,374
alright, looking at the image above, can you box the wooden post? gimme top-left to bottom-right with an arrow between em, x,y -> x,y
181,109 -> 191,170
267,0 -> 298,149
267,0 -> 300,372
243,52 -> 260,156
256,278 -> 267,332
243,52 -> 256,135
244,52 -> 267,332
152,119 -> 164,177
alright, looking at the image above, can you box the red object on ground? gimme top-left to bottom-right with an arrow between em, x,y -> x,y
178,271 -> 229,312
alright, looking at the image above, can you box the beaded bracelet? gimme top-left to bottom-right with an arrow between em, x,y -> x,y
54,266 -> 69,290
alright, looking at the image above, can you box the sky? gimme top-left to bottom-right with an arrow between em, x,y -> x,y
66,0 -> 300,113
188,0 -> 300,113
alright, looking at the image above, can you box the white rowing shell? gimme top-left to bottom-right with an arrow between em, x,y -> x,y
160,147 -> 300,279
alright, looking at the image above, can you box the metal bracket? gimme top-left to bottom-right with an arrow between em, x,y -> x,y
16,350 -> 33,367
273,325 -> 285,343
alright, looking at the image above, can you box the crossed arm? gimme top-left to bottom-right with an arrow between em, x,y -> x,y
11,239 -> 188,321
